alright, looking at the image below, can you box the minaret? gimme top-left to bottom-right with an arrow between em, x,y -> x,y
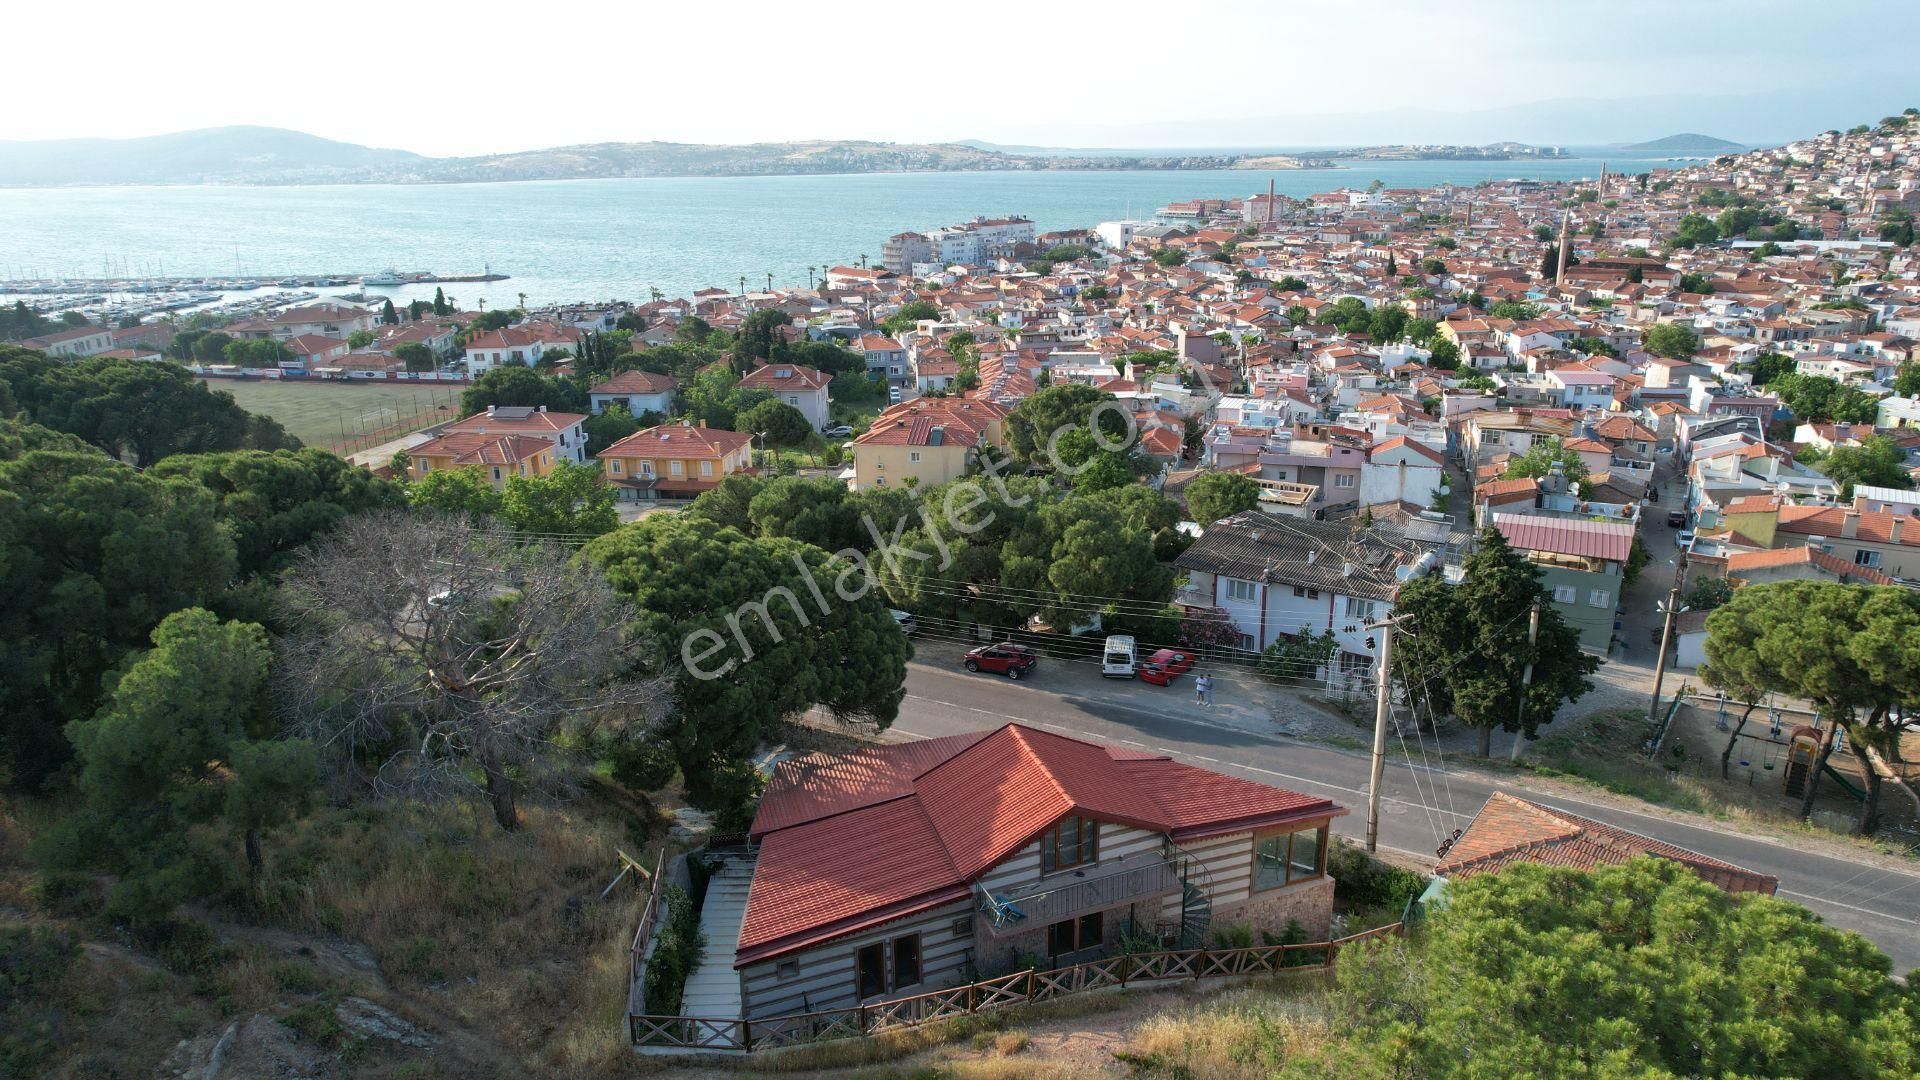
1555,209 -> 1571,287
1598,161 -> 1607,194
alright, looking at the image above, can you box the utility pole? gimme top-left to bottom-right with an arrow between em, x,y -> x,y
1366,619 -> 1397,853
1509,597 -> 1542,761
1647,555 -> 1689,732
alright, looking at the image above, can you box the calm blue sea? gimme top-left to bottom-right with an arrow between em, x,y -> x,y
0,158 -> 1675,305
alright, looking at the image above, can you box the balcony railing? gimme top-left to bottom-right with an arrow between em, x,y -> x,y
977,859 -> 1182,934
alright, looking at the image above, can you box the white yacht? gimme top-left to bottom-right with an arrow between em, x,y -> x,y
360,269 -> 406,286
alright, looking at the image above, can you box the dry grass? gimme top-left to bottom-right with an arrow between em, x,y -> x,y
253,796 -> 657,1075
1117,978 -> 1333,1079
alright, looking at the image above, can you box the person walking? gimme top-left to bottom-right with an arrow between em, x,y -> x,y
1195,673 -> 1213,707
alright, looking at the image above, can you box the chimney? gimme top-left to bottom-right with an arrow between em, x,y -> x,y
1841,511 -> 1860,539
698,419 -> 707,428
1891,517 -> 1905,544
1307,549 -> 1318,565
538,404 -> 548,413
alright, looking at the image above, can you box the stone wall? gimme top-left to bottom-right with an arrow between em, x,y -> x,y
1209,875 -> 1335,939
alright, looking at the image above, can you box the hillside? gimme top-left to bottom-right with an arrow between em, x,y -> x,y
1617,132 -> 1745,156
0,126 -> 424,186
0,127 -> 1311,187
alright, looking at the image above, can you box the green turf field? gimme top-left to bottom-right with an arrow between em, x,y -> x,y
199,379 -> 465,451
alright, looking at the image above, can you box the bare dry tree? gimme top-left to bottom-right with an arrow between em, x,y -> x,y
277,509 -> 664,829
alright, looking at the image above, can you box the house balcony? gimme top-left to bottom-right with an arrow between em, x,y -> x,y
976,858 -> 1182,936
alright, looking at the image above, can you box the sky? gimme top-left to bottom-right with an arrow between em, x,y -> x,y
7,0 -> 1918,156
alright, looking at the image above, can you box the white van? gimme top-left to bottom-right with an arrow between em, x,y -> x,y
1101,634 -> 1138,678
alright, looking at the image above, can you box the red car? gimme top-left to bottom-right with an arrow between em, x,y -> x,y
963,642 -> 1038,679
1137,649 -> 1195,686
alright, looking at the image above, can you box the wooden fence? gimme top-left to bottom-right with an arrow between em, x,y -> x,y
628,921 -> 1403,1053
625,850 -> 667,1017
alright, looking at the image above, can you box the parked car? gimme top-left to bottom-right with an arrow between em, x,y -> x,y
1136,649 -> 1194,686
1675,529 -> 1696,549
1101,634 -> 1138,678
888,386 -> 903,402
963,642 -> 1037,679
890,609 -> 918,635
1666,509 -> 1687,528
824,424 -> 853,438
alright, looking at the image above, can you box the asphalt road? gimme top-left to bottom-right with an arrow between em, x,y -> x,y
877,660 -> 1920,973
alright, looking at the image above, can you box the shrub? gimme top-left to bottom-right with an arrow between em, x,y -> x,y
1326,839 -> 1425,915
642,885 -> 704,1016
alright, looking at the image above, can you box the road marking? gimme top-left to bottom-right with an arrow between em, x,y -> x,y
1777,889 -> 1920,926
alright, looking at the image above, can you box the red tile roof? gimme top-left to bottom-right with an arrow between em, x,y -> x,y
598,423 -> 751,459
1776,505 -> 1920,547
738,362 -> 830,392
739,724 -> 1344,964
590,370 -> 677,395
411,432 -> 554,467
1437,792 -> 1777,895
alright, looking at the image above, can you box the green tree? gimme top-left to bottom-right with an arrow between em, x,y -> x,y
1678,272 -> 1716,294
1771,372 -> 1878,424
500,460 -> 618,538
191,331 -> 234,364
432,287 -> 450,315
225,338 -> 295,368
582,516 -> 909,808
1308,858 -> 1920,1078
684,473 -> 766,534
459,364 -> 587,415
0,431 -> 237,788
745,476 -> 867,552
1893,360 -> 1920,398
1487,301 -> 1543,321
1151,247 -> 1187,267
0,347 -> 297,465
736,399 -> 813,460
42,608 -> 316,918
582,402 -> 649,456
1670,212 -> 1721,248
1643,322 -> 1701,360
1006,383 -> 1126,462
879,300 -> 940,335
1394,529 -> 1600,755
1425,337 -> 1460,369
1184,471 -> 1260,524
393,341 -> 435,371
1501,437 -> 1592,498
1704,580 -> 1920,831
149,448 -> 405,576
735,309 -> 792,363
1819,435 -> 1916,498
1274,275 -> 1308,293
405,465 -> 504,519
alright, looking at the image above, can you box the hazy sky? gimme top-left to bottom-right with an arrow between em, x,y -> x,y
9,0 -> 1918,154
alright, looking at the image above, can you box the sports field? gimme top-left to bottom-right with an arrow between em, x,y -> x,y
199,379 -> 465,451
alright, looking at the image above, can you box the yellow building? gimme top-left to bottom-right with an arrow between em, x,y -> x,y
597,421 -> 755,501
849,398 -> 1009,491
408,432 -> 558,490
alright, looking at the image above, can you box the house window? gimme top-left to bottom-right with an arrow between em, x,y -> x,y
1040,816 -> 1098,873
1589,589 -> 1612,608
776,960 -> 799,980
1552,584 -> 1578,603
640,461 -> 654,477
700,460 -> 714,476
951,916 -> 974,938
909,451 -> 922,463
1293,586 -> 1321,600
787,395 -> 799,406
1334,473 -> 1355,488
1237,634 -> 1257,651
511,350 -> 525,363
610,460 -> 623,474
491,467 -> 502,481
1046,912 -> 1104,956
891,934 -> 921,989
1343,597 -> 1376,622
856,942 -> 887,999
1253,825 -> 1328,891
670,461 -> 683,477
1855,549 -> 1881,568
1225,578 -> 1257,602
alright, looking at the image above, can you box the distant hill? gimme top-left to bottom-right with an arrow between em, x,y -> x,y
0,126 -> 425,186
1616,133 -> 1746,156
0,128 -> 1302,186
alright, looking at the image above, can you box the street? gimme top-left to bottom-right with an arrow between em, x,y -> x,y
864,658 -> 1920,973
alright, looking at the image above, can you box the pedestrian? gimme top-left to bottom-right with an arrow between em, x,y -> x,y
1195,673 -> 1212,707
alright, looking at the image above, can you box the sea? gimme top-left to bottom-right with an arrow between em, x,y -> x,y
0,157 -> 1679,307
